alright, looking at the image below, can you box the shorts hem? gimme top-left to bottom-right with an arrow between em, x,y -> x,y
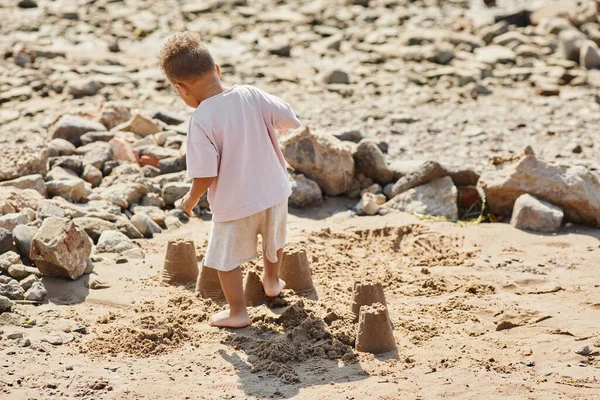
204,253 -> 258,272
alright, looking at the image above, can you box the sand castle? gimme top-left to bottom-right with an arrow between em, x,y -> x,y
280,249 -> 314,293
195,264 -> 225,300
244,270 -> 266,306
161,239 -> 199,285
350,280 -> 388,321
355,303 -> 396,354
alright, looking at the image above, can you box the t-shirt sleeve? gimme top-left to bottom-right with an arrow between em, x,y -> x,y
186,117 -> 219,179
255,87 -> 302,131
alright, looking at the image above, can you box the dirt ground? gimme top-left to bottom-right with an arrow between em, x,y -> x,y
1,198 -> 599,399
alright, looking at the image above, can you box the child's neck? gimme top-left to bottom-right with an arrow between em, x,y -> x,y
195,77 -> 227,104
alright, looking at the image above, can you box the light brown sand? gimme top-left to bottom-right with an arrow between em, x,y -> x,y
1,199 -> 599,399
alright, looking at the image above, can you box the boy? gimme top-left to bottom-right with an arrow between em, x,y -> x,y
157,32 -> 301,328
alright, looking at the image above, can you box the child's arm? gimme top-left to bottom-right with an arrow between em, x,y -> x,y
181,177 -> 214,216
256,88 -> 301,133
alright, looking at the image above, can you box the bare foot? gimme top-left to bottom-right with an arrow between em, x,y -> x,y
262,276 -> 286,297
208,308 -> 250,328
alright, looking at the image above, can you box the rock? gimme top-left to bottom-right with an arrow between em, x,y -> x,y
444,166 -> 480,187
82,165 -> 103,187
158,156 -> 186,174
96,230 -> 134,253
153,109 -> 186,126
0,187 -> 44,213
36,201 -> 66,220
0,213 -> 29,232
12,225 -> 38,259
355,192 -> 387,216
494,9 -> 531,27
510,194 -> 564,233
162,182 -> 191,206
130,214 -> 162,238
288,173 -> 323,208
19,275 -> 39,291
141,165 -> 161,178
353,140 -> 394,185
0,174 -> 46,196
109,137 -> 138,162
478,148 -> 600,227
82,143 -> 112,170
390,161 -> 448,198
559,29 -> 585,62
535,82 -> 560,97
323,69 -> 349,84
88,277 -> 110,290
24,281 -> 47,302
48,156 -> 84,175
30,218 -> 92,280
80,131 -> 115,146
50,115 -> 107,146
385,176 -> 458,220
479,21 -> 509,44
0,251 -> 22,273
131,206 -> 165,225
575,345 -> 591,356
114,218 -> 144,240
0,144 -> 48,182
8,264 -> 41,280
267,39 -> 292,57
98,103 -> 131,130
334,130 -> 364,143
281,126 -> 354,196
73,217 -> 114,243
164,215 -> 182,230
580,40 -> 600,69
475,45 -> 516,65
46,179 -> 85,202
47,138 -> 76,157
0,295 -> 13,312
93,183 -> 148,208
67,79 -> 103,98
0,280 -> 25,300
153,131 -> 178,146
140,193 -> 165,208
141,145 -> 181,160
0,228 -> 13,254
18,0 -> 37,8
383,183 -> 394,198
128,114 -> 161,136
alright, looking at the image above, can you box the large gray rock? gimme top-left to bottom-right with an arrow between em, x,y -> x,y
162,182 -> 191,206
114,218 -> 144,240
0,280 -> 24,300
24,281 -> 47,302
92,183 -> 148,208
0,187 -> 44,213
0,144 -> 48,182
510,194 -> 564,233
96,230 -> 134,253
0,251 -> 21,273
47,165 -> 80,180
0,213 -> 29,232
12,224 -> 38,258
0,227 -> 13,253
73,217 -> 114,243
47,138 -> 76,157
131,205 -> 165,225
288,173 -> 323,208
130,214 -> 162,239
353,140 -> 394,185
8,264 -> 41,280
478,148 -> 600,227
46,179 -> 86,202
30,217 -> 92,280
50,115 -> 107,146
0,174 -> 46,196
385,176 -> 458,220
36,201 -> 67,220
390,161 -> 448,198
0,295 -> 13,312
82,143 -> 113,170
559,29 -> 585,61
80,131 -> 115,146
281,126 -> 355,196
158,156 -> 186,174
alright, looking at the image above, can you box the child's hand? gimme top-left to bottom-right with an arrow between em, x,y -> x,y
180,192 -> 198,216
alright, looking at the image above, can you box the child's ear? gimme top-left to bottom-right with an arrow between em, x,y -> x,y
175,83 -> 189,94
215,64 -> 221,78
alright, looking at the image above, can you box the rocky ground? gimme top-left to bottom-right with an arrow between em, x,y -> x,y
0,0 -> 599,399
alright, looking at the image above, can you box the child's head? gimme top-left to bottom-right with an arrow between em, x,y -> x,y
157,32 -> 221,108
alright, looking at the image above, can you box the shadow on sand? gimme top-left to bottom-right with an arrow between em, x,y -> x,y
42,274 -> 90,305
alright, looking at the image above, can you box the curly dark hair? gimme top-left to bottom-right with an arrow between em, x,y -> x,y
157,32 -> 215,82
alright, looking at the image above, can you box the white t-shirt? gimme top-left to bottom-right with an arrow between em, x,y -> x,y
185,85 -> 301,222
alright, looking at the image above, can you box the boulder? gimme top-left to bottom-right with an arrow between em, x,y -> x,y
130,214 -> 162,238
323,69 -> 349,84
36,201 -> 67,220
0,144 -> 48,182
82,164 -> 103,187
158,156 -> 186,174
109,137 -> 138,162
140,193 -> 165,208
580,40 -> 600,69
288,173 -> 323,208
98,103 -> 131,130
93,183 -> 148,208
0,213 -> 29,232
390,161 -> 448,197
281,126 -> 354,196
355,192 -> 387,216
30,217 -> 92,280
131,205 -> 165,225
96,230 -> 134,253
128,114 -> 161,136
46,179 -> 86,202
510,194 -> 564,233
73,217 -> 114,243
0,295 -> 13,313
0,251 -> 21,273
153,109 -> 186,126
162,182 -> 191,206
50,114 -> 107,146
19,274 -> 39,291
82,143 -> 113,170
47,164 -> 80,180
0,174 -> 46,196
12,224 -> 38,259
24,281 -> 47,302
8,264 -> 41,280
385,176 -> 458,220
0,280 -> 24,300
0,187 -> 44,213
478,148 -> 600,227
47,138 -> 76,157
80,131 -> 115,146
353,140 -> 394,184
0,227 -> 13,254
114,218 -> 144,240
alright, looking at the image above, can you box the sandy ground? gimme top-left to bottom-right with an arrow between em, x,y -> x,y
1,199 -> 599,399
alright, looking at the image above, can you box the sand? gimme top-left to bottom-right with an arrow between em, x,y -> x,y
1,199 -> 599,399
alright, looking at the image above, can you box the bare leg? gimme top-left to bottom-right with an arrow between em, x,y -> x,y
262,247 -> 286,297
209,267 -> 250,328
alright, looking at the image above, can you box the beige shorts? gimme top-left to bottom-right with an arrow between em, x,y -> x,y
204,201 -> 288,271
